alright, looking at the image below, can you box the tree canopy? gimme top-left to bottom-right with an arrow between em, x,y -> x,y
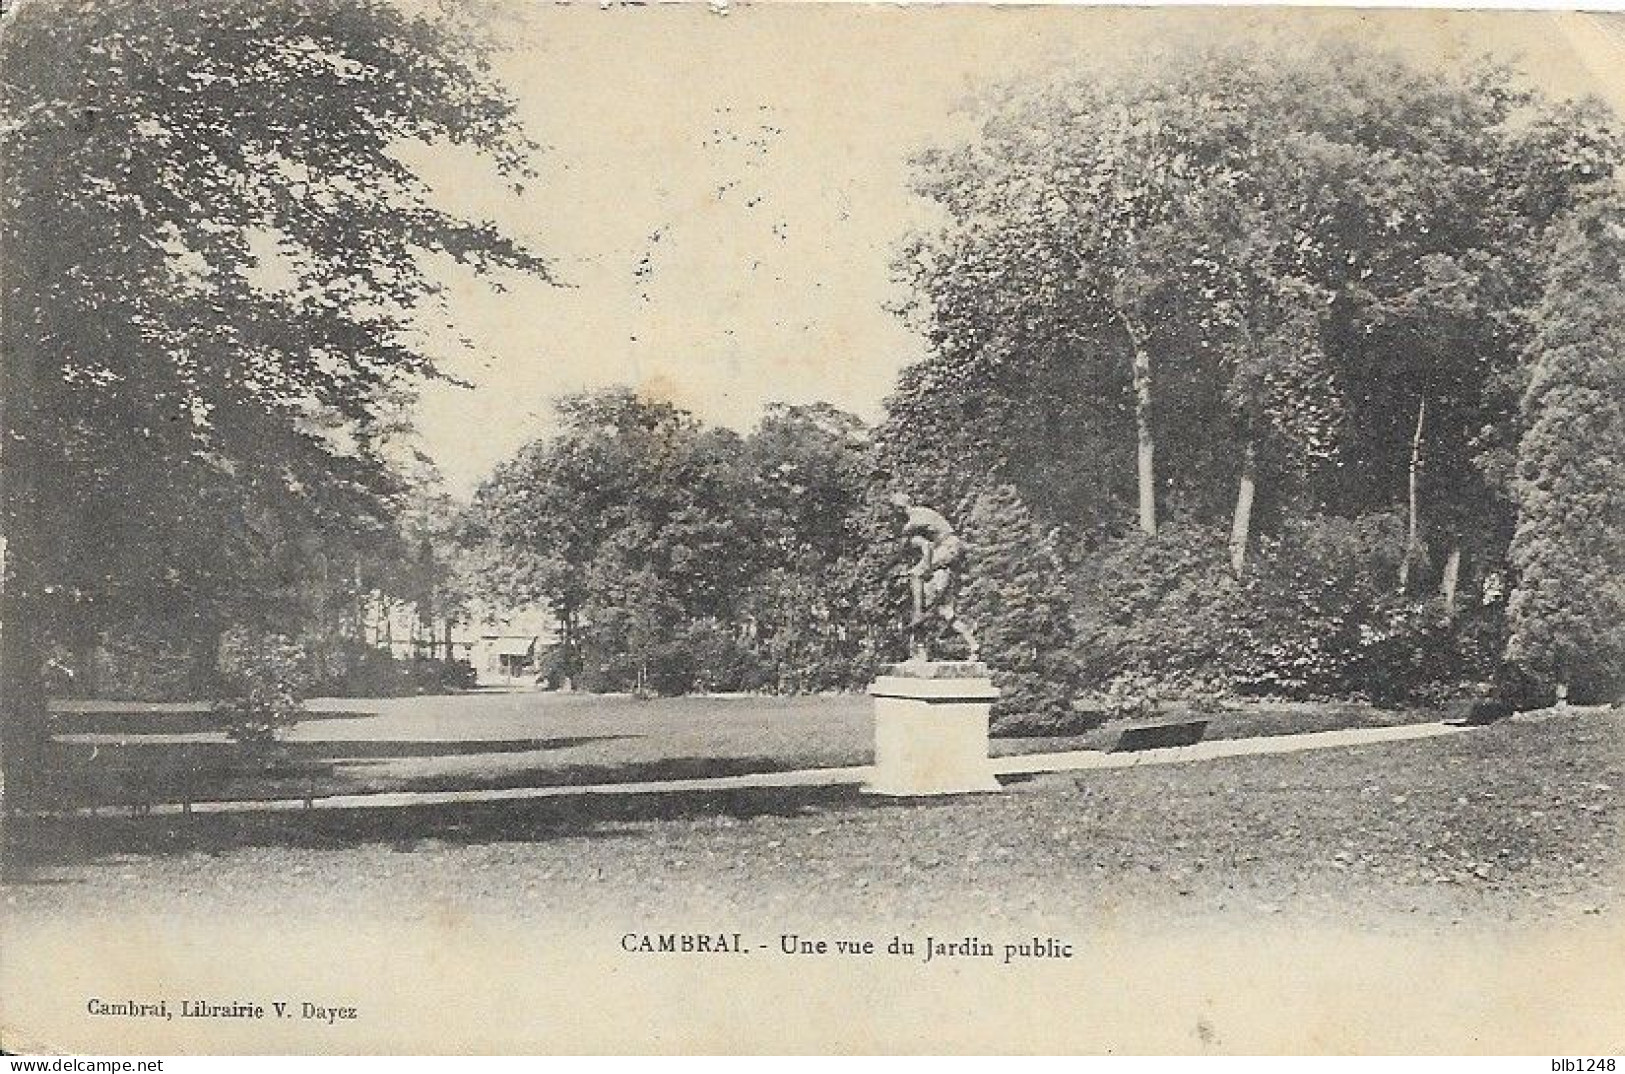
0,0 -> 550,799
467,389 -> 877,695
892,40 -> 1619,552
463,39 -> 1625,713
887,37 -> 1625,704
2,0 -> 547,621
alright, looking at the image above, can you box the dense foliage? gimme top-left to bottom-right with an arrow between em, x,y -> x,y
880,38 -> 1625,711
958,484 -> 1082,731
467,392 -> 880,695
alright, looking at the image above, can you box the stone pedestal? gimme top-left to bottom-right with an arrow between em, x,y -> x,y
865,660 -> 1001,796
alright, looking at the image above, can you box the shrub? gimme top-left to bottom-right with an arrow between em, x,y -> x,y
577,642 -> 638,694
592,620 -> 774,696
1102,669 -> 1162,720
1349,592 -> 1458,707
305,644 -> 476,697
404,656 -> 477,693
305,643 -> 397,696
533,643 -> 579,690
678,618 -> 769,694
575,624 -> 769,696
959,483 -> 1082,728
212,628 -> 308,745
1071,521 -> 1239,691
645,638 -> 698,696
1072,512 -> 1505,707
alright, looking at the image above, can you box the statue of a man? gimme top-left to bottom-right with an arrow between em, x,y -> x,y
888,493 -> 979,662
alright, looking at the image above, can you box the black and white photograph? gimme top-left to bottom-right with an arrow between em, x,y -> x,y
1,0 -> 1623,1056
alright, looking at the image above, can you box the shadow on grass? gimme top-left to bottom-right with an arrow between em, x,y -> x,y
265,736 -> 628,760
48,708 -> 383,735
995,701 -> 1445,754
382,753 -> 866,795
2,780 -> 922,878
50,736 -> 627,760
36,743 -> 852,805
38,735 -> 636,806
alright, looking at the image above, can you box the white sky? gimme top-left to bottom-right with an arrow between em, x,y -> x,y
400,4 -> 1625,495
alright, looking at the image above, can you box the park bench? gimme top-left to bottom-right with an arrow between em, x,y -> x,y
1110,717 -> 1209,753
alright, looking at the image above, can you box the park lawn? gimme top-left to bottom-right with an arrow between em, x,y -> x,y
38,690 -> 1451,808
41,691 -> 873,807
37,690 -> 1452,808
5,711 -> 1620,931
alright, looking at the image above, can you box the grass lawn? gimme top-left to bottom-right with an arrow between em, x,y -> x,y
44,691 -> 871,805
7,709 -> 1620,931
38,689 -> 1452,807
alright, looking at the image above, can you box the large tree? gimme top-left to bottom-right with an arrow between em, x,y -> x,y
0,0 -> 549,808
467,388 -> 761,689
738,402 -> 871,692
897,57 -> 1241,538
1505,202 -> 1625,702
887,37 -> 1625,709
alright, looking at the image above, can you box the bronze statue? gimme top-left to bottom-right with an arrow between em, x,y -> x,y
889,492 -> 979,662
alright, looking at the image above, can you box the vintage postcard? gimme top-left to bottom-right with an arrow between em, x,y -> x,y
2,0 -> 1623,1056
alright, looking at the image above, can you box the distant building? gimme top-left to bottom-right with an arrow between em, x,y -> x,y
464,604 -> 558,685
471,635 -> 538,681
367,597 -> 556,687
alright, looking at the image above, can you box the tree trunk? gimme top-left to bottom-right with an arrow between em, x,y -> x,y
72,631 -> 99,700
561,606 -> 576,691
1400,396 -> 1427,591
1120,311 -> 1157,537
1229,439 -> 1258,576
443,619 -> 453,663
0,220 -> 49,819
0,557 -> 47,820
189,612 -> 223,695
1440,544 -> 1462,620
351,556 -> 365,643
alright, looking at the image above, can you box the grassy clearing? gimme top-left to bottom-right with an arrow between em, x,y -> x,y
8,710 -> 1620,932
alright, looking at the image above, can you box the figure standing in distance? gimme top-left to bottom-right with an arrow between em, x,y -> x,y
888,492 -> 979,662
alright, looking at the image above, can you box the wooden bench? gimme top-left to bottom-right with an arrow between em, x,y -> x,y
1111,717 -> 1209,753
